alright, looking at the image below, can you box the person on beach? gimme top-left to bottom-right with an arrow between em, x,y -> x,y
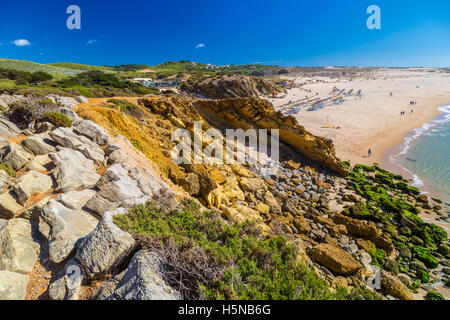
411,109 -> 414,114
368,148 -> 372,157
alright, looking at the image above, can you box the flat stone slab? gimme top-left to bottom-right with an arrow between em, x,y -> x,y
0,218 -> 39,274
0,270 -> 29,300
12,170 -> 53,205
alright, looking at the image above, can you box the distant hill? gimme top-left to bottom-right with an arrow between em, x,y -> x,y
0,59 -> 82,76
48,62 -> 114,72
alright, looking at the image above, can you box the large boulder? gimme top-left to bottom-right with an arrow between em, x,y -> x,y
0,191 -> 24,219
381,270 -> 414,300
21,133 -> 56,155
96,250 -> 181,300
308,243 -> 363,275
52,162 -> 100,193
1,143 -> 34,170
74,120 -> 109,146
12,170 -> 53,205
76,208 -> 136,277
41,199 -> 98,263
95,163 -> 128,188
332,213 -> 394,253
0,270 -> 29,300
49,258 -> 85,300
0,218 -> 39,274
49,127 -> 105,163
85,176 -> 146,216
50,148 -> 100,193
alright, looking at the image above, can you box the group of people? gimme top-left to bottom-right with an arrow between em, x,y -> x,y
400,109 -> 414,115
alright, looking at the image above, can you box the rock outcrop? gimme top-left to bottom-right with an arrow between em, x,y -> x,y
194,98 -> 348,175
180,75 -> 280,99
96,250 -> 181,300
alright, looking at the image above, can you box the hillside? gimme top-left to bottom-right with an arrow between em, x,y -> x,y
48,63 -> 114,72
0,59 -> 81,76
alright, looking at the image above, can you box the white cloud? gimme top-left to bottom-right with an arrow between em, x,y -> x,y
86,39 -> 97,45
13,39 -> 31,47
195,43 -> 206,50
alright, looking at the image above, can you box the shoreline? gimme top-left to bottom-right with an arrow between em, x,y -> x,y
381,101 -> 450,201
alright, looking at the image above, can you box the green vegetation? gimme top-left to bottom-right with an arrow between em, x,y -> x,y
425,291 -> 445,300
44,112 -> 72,128
0,162 -> 16,177
344,163 -> 447,289
107,99 -> 145,118
412,246 -> 439,269
0,68 -> 53,86
0,58 -> 80,76
114,199 -> 378,300
131,138 -> 144,151
48,62 -> 114,72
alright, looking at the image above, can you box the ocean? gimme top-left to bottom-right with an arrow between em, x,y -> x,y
390,104 -> 450,204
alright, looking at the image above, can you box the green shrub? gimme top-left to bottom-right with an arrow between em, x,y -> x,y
0,162 -> 16,177
114,199 -> 369,300
44,112 -> 72,128
131,138 -> 143,151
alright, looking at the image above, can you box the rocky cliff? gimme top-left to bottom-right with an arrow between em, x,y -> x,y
194,98 -> 349,176
180,75 -> 281,99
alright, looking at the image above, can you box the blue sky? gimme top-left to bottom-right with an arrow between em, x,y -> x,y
0,0 -> 449,67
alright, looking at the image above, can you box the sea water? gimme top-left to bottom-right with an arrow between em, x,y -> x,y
392,104 -> 450,204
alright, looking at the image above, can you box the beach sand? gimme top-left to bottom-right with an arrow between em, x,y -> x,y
270,69 -> 450,168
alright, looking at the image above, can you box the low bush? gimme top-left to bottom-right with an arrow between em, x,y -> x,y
0,162 -> 16,177
44,112 -> 72,127
114,199 -> 377,300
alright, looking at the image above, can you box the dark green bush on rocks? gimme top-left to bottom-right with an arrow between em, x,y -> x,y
44,112 -> 72,128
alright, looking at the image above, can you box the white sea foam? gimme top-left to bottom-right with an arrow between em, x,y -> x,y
389,103 -> 450,189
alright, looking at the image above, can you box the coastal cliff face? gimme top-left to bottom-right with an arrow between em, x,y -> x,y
180,75 -> 281,99
194,98 -> 349,176
0,90 -> 447,300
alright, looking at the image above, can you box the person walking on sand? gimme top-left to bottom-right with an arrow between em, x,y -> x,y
368,148 -> 372,157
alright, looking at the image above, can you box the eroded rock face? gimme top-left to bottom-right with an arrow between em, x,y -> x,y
194,98 -> 348,176
96,250 -> 181,300
0,270 -> 29,300
180,75 -> 279,99
76,208 -> 136,278
308,243 -> 363,275
41,199 -> 98,263
49,127 -> 105,164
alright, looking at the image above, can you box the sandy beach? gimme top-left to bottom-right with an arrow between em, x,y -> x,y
270,69 -> 450,169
